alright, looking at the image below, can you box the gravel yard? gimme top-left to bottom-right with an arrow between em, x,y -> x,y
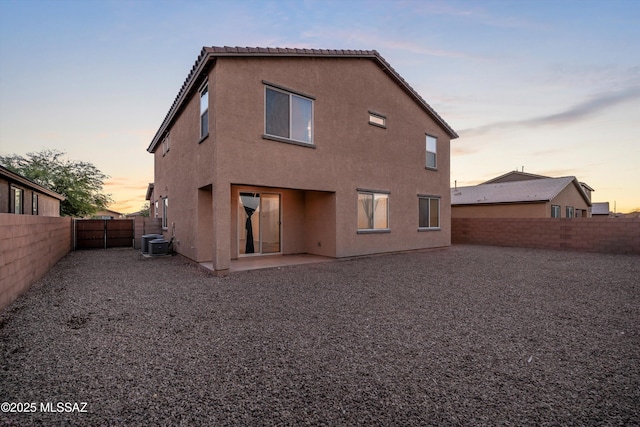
1,245 -> 638,426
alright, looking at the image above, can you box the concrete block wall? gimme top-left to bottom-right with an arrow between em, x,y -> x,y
452,217 -> 640,255
0,213 -> 72,311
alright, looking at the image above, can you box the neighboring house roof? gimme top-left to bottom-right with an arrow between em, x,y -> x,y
145,183 -> 154,201
591,202 -> 610,215
481,171 -> 550,184
147,46 -> 458,153
0,165 -> 65,200
580,182 -> 595,192
89,209 -> 123,219
452,176 -> 592,206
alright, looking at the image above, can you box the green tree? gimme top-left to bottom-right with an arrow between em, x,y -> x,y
139,202 -> 150,217
0,149 -> 113,217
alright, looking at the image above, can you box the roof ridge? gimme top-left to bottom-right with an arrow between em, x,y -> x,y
479,175 -> 574,185
205,46 -> 379,56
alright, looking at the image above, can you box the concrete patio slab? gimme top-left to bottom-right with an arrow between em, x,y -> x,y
200,253 -> 334,274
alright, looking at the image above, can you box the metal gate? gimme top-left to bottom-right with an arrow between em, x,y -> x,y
74,219 -> 134,249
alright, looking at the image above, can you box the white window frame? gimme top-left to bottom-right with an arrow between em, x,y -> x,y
551,205 -> 561,218
199,82 -> 209,141
418,195 -> 440,230
162,133 -> 170,156
426,134 -> 437,169
32,193 -> 38,215
357,189 -> 390,233
10,186 -> 24,214
263,83 -> 314,146
162,197 -> 168,229
368,111 -> 386,128
566,206 -> 574,218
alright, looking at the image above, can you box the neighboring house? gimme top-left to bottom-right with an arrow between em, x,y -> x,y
90,209 -> 123,219
482,171 -> 595,203
451,173 -> 592,218
145,183 -> 155,218
125,210 -> 149,218
591,202 -> 611,216
147,46 -> 458,274
0,165 -> 64,217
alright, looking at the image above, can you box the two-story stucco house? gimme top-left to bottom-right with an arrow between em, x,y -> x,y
147,46 -> 458,275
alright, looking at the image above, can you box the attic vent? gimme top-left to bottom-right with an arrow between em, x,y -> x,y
368,111 -> 386,128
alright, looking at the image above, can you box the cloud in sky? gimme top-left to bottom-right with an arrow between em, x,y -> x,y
451,144 -> 481,157
104,177 -> 148,191
1,0 -> 638,212
375,38 -> 489,60
458,86 -> 640,137
409,1 -> 548,31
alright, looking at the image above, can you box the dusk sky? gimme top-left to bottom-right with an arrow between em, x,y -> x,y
1,0 -> 638,213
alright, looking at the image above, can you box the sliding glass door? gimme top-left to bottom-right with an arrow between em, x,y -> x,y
238,192 -> 281,256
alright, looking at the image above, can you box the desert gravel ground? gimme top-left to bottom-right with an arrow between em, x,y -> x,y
1,245 -> 638,426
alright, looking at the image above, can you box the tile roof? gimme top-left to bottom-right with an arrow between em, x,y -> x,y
148,46 -> 457,152
451,176 -> 591,206
206,46 -> 377,56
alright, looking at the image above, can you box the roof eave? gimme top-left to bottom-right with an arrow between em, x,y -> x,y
147,48 -> 214,153
452,200 -> 549,206
572,178 -> 593,207
145,183 -> 154,201
371,52 -> 458,139
0,166 -> 66,201
147,47 -> 458,153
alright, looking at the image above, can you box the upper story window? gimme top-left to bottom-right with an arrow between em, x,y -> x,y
264,84 -> 313,145
426,135 -> 437,169
199,83 -> 209,140
162,133 -> 170,156
357,190 -> 389,232
551,205 -> 560,218
32,193 -> 39,215
418,196 -> 440,230
10,186 -> 24,214
368,111 -> 386,128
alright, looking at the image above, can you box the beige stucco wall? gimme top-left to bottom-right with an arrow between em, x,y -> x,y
152,56 -> 452,271
228,186 -> 336,259
551,183 -> 590,217
36,194 -> 61,217
0,177 -> 9,212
